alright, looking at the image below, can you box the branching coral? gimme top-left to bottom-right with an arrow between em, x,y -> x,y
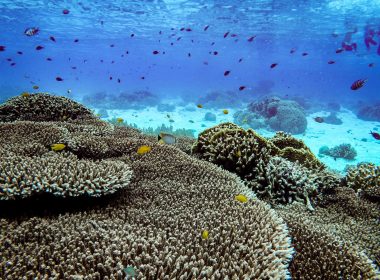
0,152 -> 132,200
345,163 -> 380,201
0,93 -> 95,122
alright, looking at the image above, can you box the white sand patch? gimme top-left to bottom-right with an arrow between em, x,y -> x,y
99,104 -> 379,173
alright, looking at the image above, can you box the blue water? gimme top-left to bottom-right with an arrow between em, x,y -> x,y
1,0 -> 379,103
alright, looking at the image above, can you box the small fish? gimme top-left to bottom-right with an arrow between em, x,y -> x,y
49,36 -> 56,42
370,131 -> 380,140
7,58 -> 12,61
185,28 -> 192,32
224,70 -> 230,76
74,39 -> 79,43
222,109 -> 229,114
235,194 -> 248,203
56,76 -> 63,81
239,86 -> 246,91
109,76 -> 113,80
24,27 -> 39,36
350,79 -> 367,90
117,78 -> 121,83
130,33 -> 135,37
176,37 -> 182,41
124,266 -> 136,277
62,9 -> 70,15
368,63 -> 375,68
141,76 -> 145,80
32,85 -> 39,90
230,33 -> 237,37
236,150 -> 241,157
189,120 -> 194,123
21,92 -> 30,97
116,117 -> 124,123
223,31 -> 230,38
10,62 -> 16,66
35,45 -> 44,50
238,58 -> 243,63
137,145 -> 151,155
204,25 -> 209,31
67,89 -> 72,94
335,48 -> 344,53
213,51 -> 218,55
290,48 -> 296,54
327,60 -> 335,64
270,63 -> 278,68
0,46 -> 5,51
110,44 -> 115,47
302,52 -> 308,56
197,104 -> 203,108
152,50 -> 159,55
46,57 -> 52,61
247,36 -> 256,42
71,66 -> 77,69
51,143 -> 66,151
314,117 -> 324,123
158,132 -> 176,145
201,230 -> 209,240
17,51 -> 23,55
188,53 -> 191,57
180,27 -> 185,31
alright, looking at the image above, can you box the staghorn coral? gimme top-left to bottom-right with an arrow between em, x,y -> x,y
0,93 -> 95,122
251,157 -> 319,210
345,163 -> 380,195
0,151 -> 132,200
0,136 -> 294,279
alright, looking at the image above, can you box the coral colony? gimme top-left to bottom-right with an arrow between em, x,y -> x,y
0,93 -> 379,279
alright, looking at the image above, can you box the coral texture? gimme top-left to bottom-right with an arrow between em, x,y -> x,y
248,97 -> 307,134
345,163 -> 380,200
0,93 -> 95,122
0,152 -> 132,200
0,138 -> 294,279
319,143 -> 357,160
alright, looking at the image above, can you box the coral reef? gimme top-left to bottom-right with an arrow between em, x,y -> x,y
192,123 -> 335,209
319,143 -> 357,160
344,163 -> 380,200
248,97 -> 307,134
269,131 -> 325,170
233,109 -> 266,129
0,93 -> 95,122
357,103 -> 380,122
0,152 -> 132,200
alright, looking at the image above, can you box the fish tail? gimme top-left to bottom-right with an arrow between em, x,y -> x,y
158,134 -> 162,141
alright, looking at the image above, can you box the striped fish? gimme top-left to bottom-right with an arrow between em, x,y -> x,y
350,79 -> 367,90
24,27 -> 39,36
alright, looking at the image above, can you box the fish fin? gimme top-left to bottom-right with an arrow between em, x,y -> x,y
158,139 -> 164,144
158,134 -> 161,141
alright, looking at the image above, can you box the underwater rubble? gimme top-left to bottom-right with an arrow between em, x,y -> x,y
0,93 -> 379,279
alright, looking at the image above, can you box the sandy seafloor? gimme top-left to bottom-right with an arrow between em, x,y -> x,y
94,100 -> 380,173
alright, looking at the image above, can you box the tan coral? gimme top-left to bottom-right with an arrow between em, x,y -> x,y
345,163 -> 380,196
0,93 -> 96,122
0,139 -> 294,279
0,151 -> 132,200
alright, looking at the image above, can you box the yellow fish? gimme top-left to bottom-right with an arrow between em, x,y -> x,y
137,145 -> 151,155
236,150 -> 241,157
201,230 -> 209,240
197,104 -> 203,108
32,85 -> 39,90
116,117 -> 124,123
51,143 -> 66,151
21,92 -> 30,98
235,194 -> 248,203
223,109 -> 229,115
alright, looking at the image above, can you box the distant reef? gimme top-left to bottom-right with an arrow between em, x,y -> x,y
357,103 -> 380,122
234,96 -> 308,134
0,93 -> 379,279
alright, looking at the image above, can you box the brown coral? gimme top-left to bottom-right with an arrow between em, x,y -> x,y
0,138 -> 294,279
0,152 -> 133,200
345,163 -> 380,198
0,93 -> 95,122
